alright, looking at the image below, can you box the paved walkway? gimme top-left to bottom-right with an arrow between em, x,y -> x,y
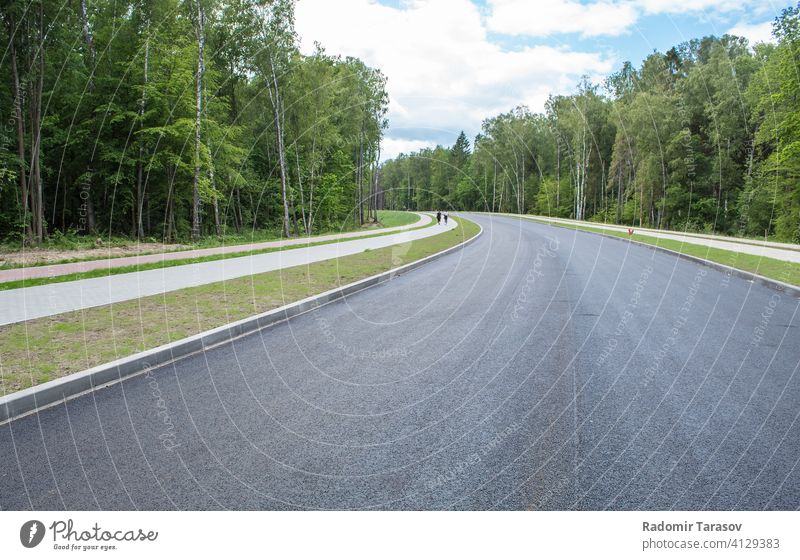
0,213 -> 432,283
517,215 -> 800,264
0,217 -> 456,326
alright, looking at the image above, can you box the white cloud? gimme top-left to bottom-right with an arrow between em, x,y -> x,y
487,0 -> 759,38
296,0 -> 613,154
728,20 -> 775,45
487,0 -> 639,37
381,138 -> 438,161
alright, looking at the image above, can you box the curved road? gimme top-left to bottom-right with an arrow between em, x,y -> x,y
1,213 -> 798,510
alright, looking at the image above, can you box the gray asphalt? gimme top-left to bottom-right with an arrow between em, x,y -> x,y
1,213 -> 798,510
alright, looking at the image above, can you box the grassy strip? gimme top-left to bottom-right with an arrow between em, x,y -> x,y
0,210 -> 421,270
558,218 -> 800,252
376,210 -> 419,228
0,217 -> 479,395
0,213 -> 433,291
526,217 -> 800,287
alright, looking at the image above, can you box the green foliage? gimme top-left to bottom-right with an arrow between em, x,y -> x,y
0,0 -> 387,245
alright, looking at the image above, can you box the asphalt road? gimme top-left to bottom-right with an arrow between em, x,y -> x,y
1,213 -> 798,510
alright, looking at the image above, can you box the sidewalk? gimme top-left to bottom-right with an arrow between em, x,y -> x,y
0,213 -> 432,283
0,217 -> 456,326
518,215 -> 800,264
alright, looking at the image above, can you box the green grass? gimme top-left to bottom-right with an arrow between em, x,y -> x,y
0,214 -> 435,291
0,216 -> 479,396
526,217 -> 800,287
377,210 -> 419,228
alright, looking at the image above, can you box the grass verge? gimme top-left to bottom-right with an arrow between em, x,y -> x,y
377,210 -> 419,228
0,212 -> 432,291
526,217 -> 800,287
0,216 -> 479,396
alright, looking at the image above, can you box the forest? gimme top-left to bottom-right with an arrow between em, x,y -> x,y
0,0 -> 388,244
379,5 -> 800,242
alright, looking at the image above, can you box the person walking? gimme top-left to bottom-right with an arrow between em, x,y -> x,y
436,210 -> 441,225
443,211 -> 448,225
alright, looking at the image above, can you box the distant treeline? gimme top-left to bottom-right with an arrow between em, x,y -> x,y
379,5 -> 800,242
0,0 -> 388,243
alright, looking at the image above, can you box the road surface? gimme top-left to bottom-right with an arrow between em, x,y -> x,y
1,213 -> 798,510
0,216 -> 453,326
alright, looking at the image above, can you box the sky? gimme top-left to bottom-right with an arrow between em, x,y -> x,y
295,0 -> 791,161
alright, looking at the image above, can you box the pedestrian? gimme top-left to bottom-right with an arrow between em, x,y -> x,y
436,210 -> 441,225
443,211 -> 448,225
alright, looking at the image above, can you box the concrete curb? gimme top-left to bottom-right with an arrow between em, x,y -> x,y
0,218 -> 482,424
539,221 -> 800,299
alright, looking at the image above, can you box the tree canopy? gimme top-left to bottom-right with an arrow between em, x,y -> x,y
0,0 -> 388,243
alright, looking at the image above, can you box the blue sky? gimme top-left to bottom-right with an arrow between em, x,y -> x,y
528,4 -> 778,68
295,0 -> 790,160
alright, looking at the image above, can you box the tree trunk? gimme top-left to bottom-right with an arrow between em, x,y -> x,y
308,129 -> 317,232
556,138 -> 560,210
28,2 -> 45,242
208,149 -> 219,237
234,187 -> 243,233
80,0 -> 97,73
289,184 -> 300,237
191,0 -> 205,241
639,178 -> 644,227
492,161 -> 497,212
408,166 -> 412,211
165,167 -> 175,242
521,150 -> 525,214
213,189 -> 221,236
498,177 -> 504,212
7,14 -> 31,238
513,147 -> 520,213
616,167 -> 623,224
267,61 -> 291,238
199,27 -> 219,239
78,0 -> 97,234
29,83 -> 43,242
295,148 -> 308,234
357,131 -> 364,225
372,144 -> 381,220
135,34 -> 149,239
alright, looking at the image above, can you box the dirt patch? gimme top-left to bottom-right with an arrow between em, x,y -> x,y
0,242 -> 190,267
